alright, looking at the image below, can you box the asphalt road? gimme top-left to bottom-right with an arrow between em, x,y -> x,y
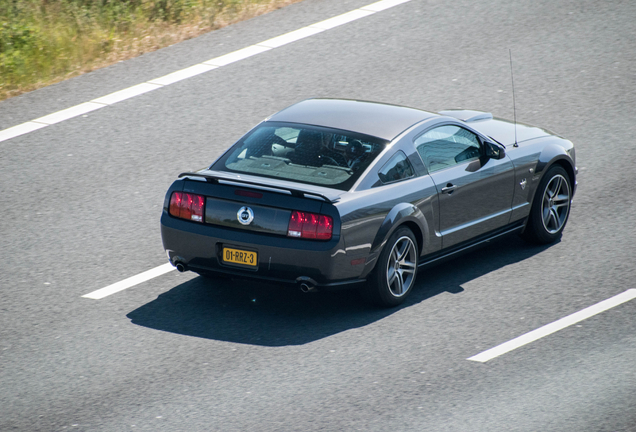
1,0 -> 636,430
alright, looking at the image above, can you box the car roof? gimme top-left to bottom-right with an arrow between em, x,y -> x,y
267,98 -> 437,141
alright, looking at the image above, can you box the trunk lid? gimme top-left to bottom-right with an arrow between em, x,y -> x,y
179,170 -> 342,237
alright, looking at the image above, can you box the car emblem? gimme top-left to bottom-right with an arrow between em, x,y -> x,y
237,206 -> 254,225
520,178 -> 527,190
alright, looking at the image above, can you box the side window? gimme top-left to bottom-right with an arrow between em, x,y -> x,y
414,125 -> 481,173
378,151 -> 415,184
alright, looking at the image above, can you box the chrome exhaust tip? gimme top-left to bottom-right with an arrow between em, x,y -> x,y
299,282 -> 316,293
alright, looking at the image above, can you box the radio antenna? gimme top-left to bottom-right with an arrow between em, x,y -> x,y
509,49 -> 518,147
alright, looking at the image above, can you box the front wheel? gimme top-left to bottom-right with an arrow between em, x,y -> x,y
521,165 -> 572,244
361,227 -> 419,307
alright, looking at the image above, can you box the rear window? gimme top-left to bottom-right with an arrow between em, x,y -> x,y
212,122 -> 387,190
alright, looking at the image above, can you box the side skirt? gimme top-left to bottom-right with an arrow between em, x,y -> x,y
419,220 -> 525,268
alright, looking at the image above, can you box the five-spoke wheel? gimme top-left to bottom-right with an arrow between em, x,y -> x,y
522,165 -> 572,244
541,174 -> 571,234
386,235 -> 417,297
362,226 -> 419,307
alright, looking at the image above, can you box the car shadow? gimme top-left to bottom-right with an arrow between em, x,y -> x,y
127,235 -> 555,346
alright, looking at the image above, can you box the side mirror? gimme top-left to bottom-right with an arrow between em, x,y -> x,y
485,141 -> 506,159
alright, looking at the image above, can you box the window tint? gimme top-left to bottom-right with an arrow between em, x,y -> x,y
213,122 -> 387,190
414,125 -> 481,173
378,151 -> 414,184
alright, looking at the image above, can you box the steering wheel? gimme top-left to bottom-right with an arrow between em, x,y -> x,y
346,140 -> 363,158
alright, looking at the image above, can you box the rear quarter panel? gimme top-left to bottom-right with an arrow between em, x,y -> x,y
335,175 -> 440,279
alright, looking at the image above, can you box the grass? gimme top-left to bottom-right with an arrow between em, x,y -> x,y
0,0 -> 301,101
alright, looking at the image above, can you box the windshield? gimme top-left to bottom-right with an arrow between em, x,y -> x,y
212,122 -> 387,190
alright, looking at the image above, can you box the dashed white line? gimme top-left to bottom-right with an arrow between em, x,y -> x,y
13,0 -> 411,300
0,0 -> 413,143
82,263 -> 175,300
468,289 -> 636,362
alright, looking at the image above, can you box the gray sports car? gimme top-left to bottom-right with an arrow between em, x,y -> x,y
160,98 -> 576,306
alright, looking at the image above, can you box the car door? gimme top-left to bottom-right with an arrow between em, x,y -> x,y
414,124 -> 515,248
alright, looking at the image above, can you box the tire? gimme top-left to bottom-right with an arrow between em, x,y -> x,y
361,226 -> 419,307
521,165 -> 572,244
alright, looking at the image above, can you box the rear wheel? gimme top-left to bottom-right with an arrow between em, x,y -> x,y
521,165 -> 572,244
361,227 -> 418,307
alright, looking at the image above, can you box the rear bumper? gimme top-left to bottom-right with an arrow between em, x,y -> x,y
161,212 -> 365,288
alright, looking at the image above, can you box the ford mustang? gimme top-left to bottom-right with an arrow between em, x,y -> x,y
160,99 -> 576,306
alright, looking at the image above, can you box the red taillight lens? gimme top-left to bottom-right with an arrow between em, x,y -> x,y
288,211 -> 333,240
189,194 -> 205,222
288,211 -> 303,237
304,213 -> 318,239
316,215 -> 333,240
169,192 -> 182,217
180,193 -> 194,221
169,192 -> 205,223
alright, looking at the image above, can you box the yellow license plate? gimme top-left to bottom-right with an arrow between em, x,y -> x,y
222,247 -> 258,267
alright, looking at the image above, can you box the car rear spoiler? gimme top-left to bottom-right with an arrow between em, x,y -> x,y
178,172 -> 341,203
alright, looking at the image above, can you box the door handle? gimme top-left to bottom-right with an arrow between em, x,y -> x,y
441,183 -> 457,194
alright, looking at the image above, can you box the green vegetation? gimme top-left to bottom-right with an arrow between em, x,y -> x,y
0,0 -> 298,100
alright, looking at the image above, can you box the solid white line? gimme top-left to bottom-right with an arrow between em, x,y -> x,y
92,82 -> 163,105
361,0 -> 413,12
82,263 -> 175,300
257,26 -> 325,49
33,102 -> 106,125
310,9 -> 374,30
0,0 -> 414,144
148,64 -> 218,86
468,289 -> 636,362
0,121 -> 48,141
203,45 -> 272,67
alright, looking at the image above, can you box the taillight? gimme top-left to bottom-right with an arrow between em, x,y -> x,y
288,211 -> 333,240
169,192 -> 204,222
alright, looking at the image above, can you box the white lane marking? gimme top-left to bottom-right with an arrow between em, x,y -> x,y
0,121 -> 48,141
203,45 -> 271,67
257,26 -> 325,49
92,82 -> 163,105
310,9 -> 374,30
82,263 -> 175,300
0,0 -> 413,143
362,0 -> 412,12
32,102 -> 106,125
468,289 -> 636,363
148,64 -> 218,86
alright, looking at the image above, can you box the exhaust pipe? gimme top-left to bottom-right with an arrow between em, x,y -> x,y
175,262 -> 186,273
299,282 -> 316,293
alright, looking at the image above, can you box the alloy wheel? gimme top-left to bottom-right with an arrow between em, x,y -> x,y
541,174 -> 571,234
386,236 -> 417,297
